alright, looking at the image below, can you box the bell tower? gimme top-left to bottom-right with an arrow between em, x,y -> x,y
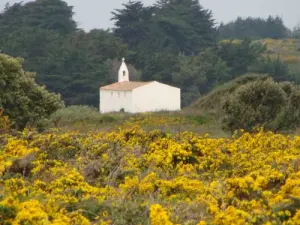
118,58 -> 129,82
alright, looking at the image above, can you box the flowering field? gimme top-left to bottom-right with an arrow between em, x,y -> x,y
1,125 -> 300,225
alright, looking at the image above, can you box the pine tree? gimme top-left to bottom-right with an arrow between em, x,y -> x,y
111,1 -> 154,48
152,0 -> 217,54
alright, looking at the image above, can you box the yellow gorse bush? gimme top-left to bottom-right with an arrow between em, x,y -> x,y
1,126 -> 300,224
150,204 -> 177,225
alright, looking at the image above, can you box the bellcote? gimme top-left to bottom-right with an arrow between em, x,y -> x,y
118,57 -> 129,82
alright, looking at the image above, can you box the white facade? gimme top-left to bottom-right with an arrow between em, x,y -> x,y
99,58 -> 181,113
100,90 -> 133,113
132,81 -> 180,113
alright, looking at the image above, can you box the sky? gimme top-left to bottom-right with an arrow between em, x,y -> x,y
1,0 -> 300,30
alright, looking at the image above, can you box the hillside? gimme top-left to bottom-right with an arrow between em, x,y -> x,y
260,38 -> 300,74
190,73 -> 269,114
191,38 -> 300,112
218,38 -> 300,72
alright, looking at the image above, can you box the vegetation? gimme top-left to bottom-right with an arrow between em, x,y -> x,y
0,109 -> 10,132
47,105 -> 217,136
257,38 -> 300,77
218,16 -> 289,40
3,0 -> 300,224
222,78 -> 300,133
0,54 -> 64,129
2,0 -> 298,107
191,74 -> 300,133
1,125 -> 300,224
0,0 -> 129,106
50,105 -> 120,128
190,73 -> 270,114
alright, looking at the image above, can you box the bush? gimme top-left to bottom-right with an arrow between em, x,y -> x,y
249,55 -> 292,82
276,81 -> 300,130
0,54 -> 64,129
191,73 -> 270,115
2,124 -> 300,224
222,77 -> 300,133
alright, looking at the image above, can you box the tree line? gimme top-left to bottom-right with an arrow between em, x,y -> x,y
0,0 -> 297,109
218,16 -> 290,40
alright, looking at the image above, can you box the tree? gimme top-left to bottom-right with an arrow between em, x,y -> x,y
148,0 -> 216,54
0,27 -> 66,76
218,16 -> 289,40
0,0 -> 76,36
0,1 -> 131,107
216,39 -> 266,78
264,16 -> 289,39
112,0 -> 217,56
47,29 -> 129,106
292,23 -> 300,39
249,55 -> 292,82
111,1 -> 154,48
141,52 -> 179,83
0,0 -> 75,104
173,49 -> 229,106
0,54 -> 64,129
111,0 -> 218,98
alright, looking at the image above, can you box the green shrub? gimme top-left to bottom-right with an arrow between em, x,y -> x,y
222,78 -> 300,133
191,73 -> 269,115
249,55 -> 292,82
0,54 -> 64,129
275,81 -> 300,130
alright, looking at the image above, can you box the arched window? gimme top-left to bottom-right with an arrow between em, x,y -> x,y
123,70 -> 126,76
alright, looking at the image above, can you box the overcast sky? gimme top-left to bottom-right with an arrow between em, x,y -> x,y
1,0 -> 300,30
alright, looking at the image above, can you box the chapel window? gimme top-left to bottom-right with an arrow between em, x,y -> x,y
123,71 -> 126,76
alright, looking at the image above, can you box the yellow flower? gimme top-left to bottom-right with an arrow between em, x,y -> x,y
13,200 -> 48,225
1,122 -> 300,224
197,221 -> 207,225
150,204 -> 176,225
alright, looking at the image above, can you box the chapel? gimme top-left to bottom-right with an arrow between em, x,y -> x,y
99,58 -> 181,113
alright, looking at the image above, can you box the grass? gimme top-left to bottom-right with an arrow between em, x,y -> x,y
47,105 -> 228,137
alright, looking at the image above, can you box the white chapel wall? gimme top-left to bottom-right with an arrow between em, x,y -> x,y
99,90 -> 133,113
132,82 -> 181,113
